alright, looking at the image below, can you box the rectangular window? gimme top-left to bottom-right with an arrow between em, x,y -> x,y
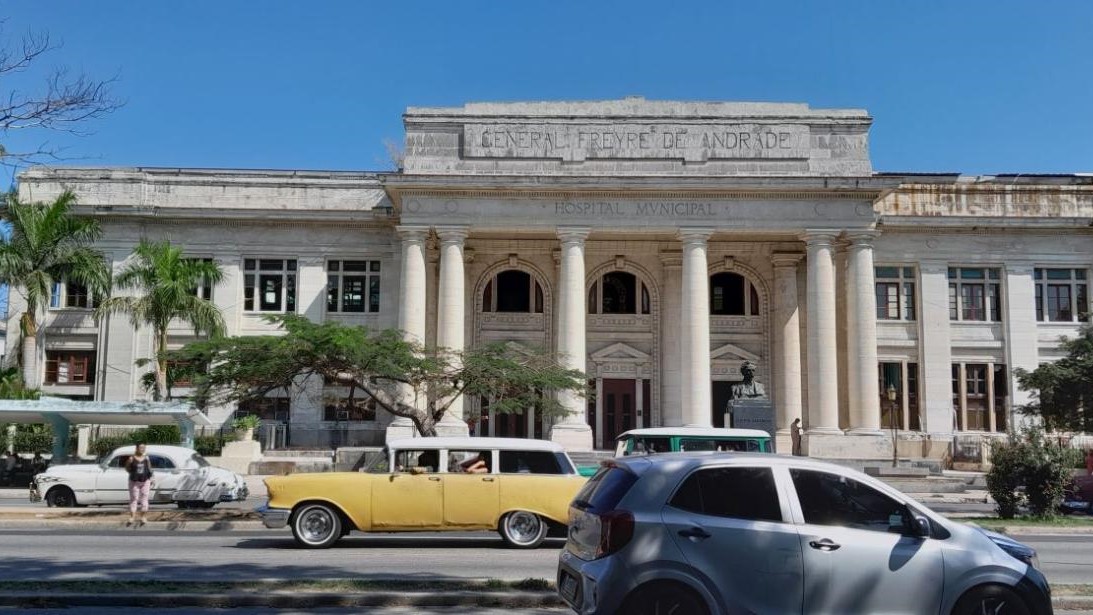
243,259 -> 297,313
323,397 -> 376,422
236,397 -> 290,421
44,351 -> 96,384
875,266 -> 915,321
186,258 -> 214,300
51,281 -> 95,309
1034,268 -> 1089,323
326,260 -> 381,313
948,267 -> 1001,322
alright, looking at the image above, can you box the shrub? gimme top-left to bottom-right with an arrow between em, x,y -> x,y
90,435 -> 132,458
987,429 -> 1081,519
194,434 -> 227,457
0,423 -> 8,452
987,437 -> 1026,519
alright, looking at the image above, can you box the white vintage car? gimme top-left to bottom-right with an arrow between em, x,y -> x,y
30,444 -> 249,509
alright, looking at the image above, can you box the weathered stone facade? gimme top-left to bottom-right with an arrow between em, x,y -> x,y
8,99 -> 1093,462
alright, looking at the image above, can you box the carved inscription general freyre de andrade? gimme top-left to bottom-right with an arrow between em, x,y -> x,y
464,123 -> 809,161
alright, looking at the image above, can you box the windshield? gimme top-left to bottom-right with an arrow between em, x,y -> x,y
189,453 -> 210,468
364,450 -> 391,473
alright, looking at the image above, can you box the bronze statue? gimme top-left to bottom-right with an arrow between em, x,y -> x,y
730,360 -> 766,400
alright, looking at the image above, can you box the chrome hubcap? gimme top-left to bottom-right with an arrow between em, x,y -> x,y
299,508 -> 334,543
506,512 -> 541,544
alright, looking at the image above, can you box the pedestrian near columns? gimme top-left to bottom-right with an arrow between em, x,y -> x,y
791,418 -> 803,456
125,442 -> 155,527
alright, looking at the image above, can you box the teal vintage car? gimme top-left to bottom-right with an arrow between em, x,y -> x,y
577,427 -> 775,476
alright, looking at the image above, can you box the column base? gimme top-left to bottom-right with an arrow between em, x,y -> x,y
550,422 -> 593,452
847,427 -> 886,437
385,417 -> 417,443
434,412 -> 470,438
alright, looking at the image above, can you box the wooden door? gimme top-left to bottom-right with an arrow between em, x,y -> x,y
601,379 -> 636,444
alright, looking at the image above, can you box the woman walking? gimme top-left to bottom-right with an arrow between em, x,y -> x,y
125,442 -> 155,527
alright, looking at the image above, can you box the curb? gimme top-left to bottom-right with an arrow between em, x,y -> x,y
0,518 -> 268,531
1055,595 -> 1093,611
0,591 -> 566,609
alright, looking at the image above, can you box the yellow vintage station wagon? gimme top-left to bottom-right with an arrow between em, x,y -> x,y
258,437 -> 587,549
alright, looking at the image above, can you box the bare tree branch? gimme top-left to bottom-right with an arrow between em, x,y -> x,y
0,25 -> 123,166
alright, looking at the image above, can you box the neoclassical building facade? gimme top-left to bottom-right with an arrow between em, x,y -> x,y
9,99 -> 1092,461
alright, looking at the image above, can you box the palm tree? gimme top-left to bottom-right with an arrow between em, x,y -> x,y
96,239 -> 225,400
0,190 -> 110,387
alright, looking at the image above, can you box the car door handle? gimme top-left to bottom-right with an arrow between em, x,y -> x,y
809,539 -> 841,551
678,527 -> 711,540
482,477 -> 495,482
428,476 -> 441,482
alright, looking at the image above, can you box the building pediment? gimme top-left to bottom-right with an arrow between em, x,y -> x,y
710,343 -> 759,363
590,342 -> 651,363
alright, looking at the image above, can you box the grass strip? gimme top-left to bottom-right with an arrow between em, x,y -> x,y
961,516 -> 1093,527
0,578 -> 554,594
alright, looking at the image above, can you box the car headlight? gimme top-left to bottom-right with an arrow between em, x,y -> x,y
34,475 -> 63,484
988,534 -> 1040,570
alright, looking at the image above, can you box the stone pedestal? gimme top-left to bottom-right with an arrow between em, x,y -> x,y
726,399 -> 775,440
217,440 -> 262,475
549,422 -> 594,452
385,417 -> 417,442
434,413 -> 470,437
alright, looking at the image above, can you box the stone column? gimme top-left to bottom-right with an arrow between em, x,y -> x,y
772,253 -> 804,452
386,225 -> 430,441
550,227 -> 593,451
918,261 -> 954,436
434,226 -> 470,437
1004,264 -> 1038,419
803,231 -> 841,435
845,232 -> 882,434
679,229 -> 714,427
659,250 -> 683,427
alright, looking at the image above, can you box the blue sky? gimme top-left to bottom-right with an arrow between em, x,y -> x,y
2,0 -> 1091,185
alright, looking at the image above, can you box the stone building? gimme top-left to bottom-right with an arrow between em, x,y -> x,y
8,98 -> 1092,462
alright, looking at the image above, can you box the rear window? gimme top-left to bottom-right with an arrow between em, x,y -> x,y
499,450 -> 565,474
670,466 -> 782,522
572,465 -> 638,513
679,438 -> 763,452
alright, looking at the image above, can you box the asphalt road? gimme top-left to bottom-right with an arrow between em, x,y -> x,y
1,528 -> 1091,585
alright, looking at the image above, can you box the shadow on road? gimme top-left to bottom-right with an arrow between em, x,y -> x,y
231,535 -> 567,550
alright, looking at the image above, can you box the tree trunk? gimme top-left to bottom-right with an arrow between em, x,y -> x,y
20,312 -> 37,388
153,328 -> 168,402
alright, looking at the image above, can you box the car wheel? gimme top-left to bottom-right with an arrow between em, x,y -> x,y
498,511 -> 548,549
45,486 -> 76,508
291,503 -> 342,549
952,585 -> 1031,615
622,582 -> 710,615
198,501 -> 217,509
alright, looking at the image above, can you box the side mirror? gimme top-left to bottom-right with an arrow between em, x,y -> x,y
912,516 -> 931,537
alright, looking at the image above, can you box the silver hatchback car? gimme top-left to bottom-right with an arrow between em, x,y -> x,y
558,453 -> 1051,615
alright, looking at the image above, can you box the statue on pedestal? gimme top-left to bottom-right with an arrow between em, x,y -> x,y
730,360 -> 766,401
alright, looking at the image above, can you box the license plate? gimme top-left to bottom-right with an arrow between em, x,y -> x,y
560,572 -> 579,603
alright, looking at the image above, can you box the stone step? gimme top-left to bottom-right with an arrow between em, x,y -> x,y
261,449 -> 334,459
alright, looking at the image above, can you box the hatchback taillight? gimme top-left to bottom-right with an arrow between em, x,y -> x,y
567,507 -> 634,560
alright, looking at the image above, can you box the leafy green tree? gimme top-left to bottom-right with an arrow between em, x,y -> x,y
0,190 -> 110,386
1015,324 -> 1093,433
96,239 -> 224,400
986,428 -> 1080,519
172,315 -> 587,437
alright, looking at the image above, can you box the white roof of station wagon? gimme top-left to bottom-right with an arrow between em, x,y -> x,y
386,436 -> 568,453
616,427 -> 771,440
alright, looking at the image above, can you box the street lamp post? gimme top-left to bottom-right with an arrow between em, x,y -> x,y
887,384 -> 899,468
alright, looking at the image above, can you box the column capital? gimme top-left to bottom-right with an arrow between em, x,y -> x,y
434,225 -> 469,244
677,228 -> 714,246
844,229 -> 879,247
557,226 -> 591,244
395,225 -> 430,243
800,229 -> 841,246
771,252 -> 805,268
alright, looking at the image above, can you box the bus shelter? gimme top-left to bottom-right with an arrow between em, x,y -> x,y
0,397 -> 211,459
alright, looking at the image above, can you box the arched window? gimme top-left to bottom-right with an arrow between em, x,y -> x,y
710,272 -> 761,316
588,271 -> 651,315
482,270 -> 544,313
